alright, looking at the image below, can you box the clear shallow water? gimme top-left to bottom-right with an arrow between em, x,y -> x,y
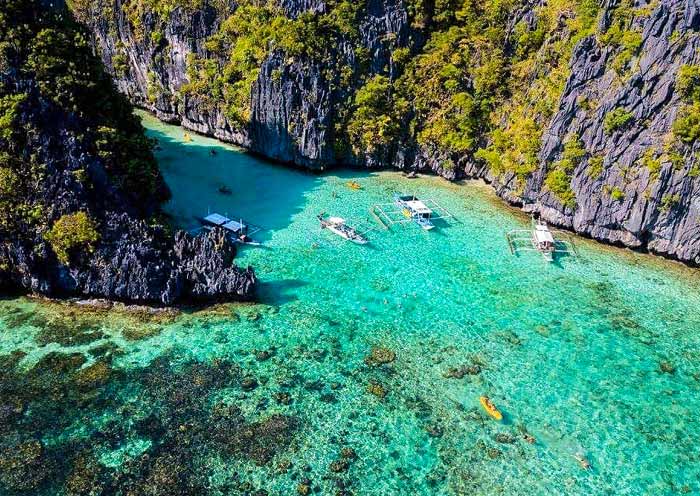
1,113 -> 699,495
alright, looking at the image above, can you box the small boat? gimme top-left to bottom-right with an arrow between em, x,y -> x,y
479,396 -> 503,421
506,216 -> 577,262
346,181 -> 362,190
573,453 -> 591,470
394,194 -> 435,230
210,149 -> 218,156
201,212 -> 262,246
404,170 -> 418,179
218,185 -> 232,195
318,213 -> 368,245
532,219 -> 555,262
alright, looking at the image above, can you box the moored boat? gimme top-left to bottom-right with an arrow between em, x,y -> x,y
201,212 -> 263,246
394,194 -> 435,230
318,213 -> 368,245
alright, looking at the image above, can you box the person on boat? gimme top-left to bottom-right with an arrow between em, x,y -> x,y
574,453 -> 591,470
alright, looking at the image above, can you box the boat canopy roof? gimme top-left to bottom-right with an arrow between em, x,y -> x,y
534,225 -> 554,244
204,213 -> 230,226
328,217 -> 346,224
404,200 -> 432,215
222,219 -> 246,232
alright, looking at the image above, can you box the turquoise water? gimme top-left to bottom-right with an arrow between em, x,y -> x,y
1,113 -> 699,495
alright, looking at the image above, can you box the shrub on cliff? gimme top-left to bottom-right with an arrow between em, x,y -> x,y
347,75 -> 407,155
676,65 -> 700,102
543,137 -> 585,209
672,103 -> 700,144
44,212 -> 100,265
545,168 -> 576,208
673,65 -> 700,144
0,94 -> 27,141
604,108 -> 634,134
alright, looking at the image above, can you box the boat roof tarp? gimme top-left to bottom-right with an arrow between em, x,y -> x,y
204,213 -> 230,226
534,226 -> 554,243
405,200 -> 432,215
222,220 -> 246,232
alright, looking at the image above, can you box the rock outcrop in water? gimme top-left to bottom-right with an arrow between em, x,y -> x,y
76,0 -> 700,265
0,2 -> 255,305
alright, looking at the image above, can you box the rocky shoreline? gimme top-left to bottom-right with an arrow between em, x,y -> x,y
0,3 -> 256,306
77,0 -> 700,266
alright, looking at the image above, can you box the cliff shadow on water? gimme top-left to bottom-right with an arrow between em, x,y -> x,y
143,115 -> 379,240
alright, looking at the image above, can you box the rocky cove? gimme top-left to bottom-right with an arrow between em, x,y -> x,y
0,1 -> 255,305
1,118 -> 700,493
76,0 -> 700,266
3,2 -> 700,494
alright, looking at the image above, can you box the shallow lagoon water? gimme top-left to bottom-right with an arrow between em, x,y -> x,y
1,113 -> 699,495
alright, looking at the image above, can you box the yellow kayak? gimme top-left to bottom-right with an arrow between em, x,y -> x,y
480,396 -> 503,421
346,181 -> 362,190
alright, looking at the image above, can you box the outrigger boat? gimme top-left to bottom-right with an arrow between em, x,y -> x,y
506,216 -> 578,262
200,212 -> 263,246
371,193 -> 455,231
394,194 -> 436,230
318,213 -> 369,245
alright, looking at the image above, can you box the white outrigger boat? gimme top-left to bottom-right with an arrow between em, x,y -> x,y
318,213 -> 369,245
394,194 -> 435,230
371,193 -> 455,231
506,217 -> 577,262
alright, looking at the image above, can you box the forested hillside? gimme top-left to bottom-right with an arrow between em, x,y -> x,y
0,0 -> 256,303
72,0 -> 700,264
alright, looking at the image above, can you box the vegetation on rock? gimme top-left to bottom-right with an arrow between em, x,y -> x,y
44,212 -> 100,265
0,0 -> 165,240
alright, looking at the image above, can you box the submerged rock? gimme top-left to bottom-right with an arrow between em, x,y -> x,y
443,364 -> 482,379
241,377 -> 259,391
297,479 -> 312,495
494,433 -> 516,444
367,381 -> 388,399
74,361 -> 112,390
659,361 -> 677,375
364,347 -> 397,367
340,447 -> 357,460
0,439 -> 53,492
226,414 -> 299,465
329,459 -> 349,473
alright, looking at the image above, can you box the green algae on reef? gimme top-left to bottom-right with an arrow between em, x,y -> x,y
0,114 -> 699,495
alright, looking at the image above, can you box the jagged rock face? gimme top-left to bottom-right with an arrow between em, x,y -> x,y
250,52 -> 335,167
516,0 -> 700,263
0,100 -> 256,305
88,0 -> 410,170
82,0 -> 700,265
0,32 -> 256,305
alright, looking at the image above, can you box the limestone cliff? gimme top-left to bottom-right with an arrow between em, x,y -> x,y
0,1 -> 256,305
77,0 -> 700,264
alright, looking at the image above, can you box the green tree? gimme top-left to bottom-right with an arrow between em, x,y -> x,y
44,212 -> 100,265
